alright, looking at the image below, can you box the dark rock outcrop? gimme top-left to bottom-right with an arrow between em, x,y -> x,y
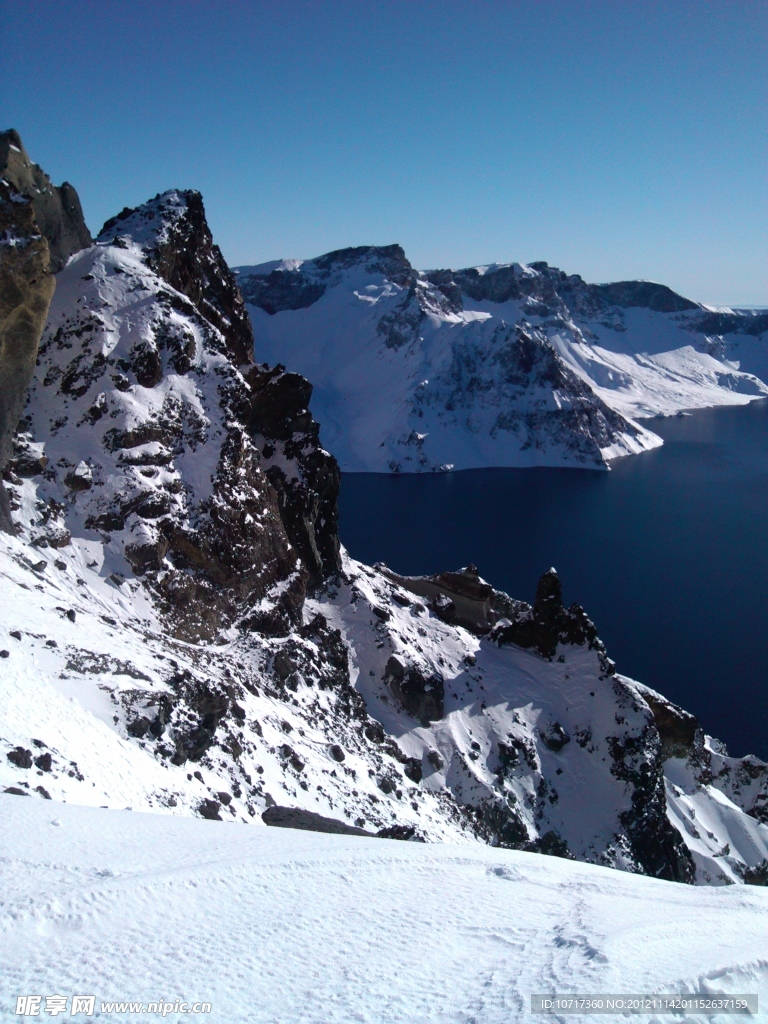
246,364 -> 341,584
0,130 -> 91,272
0,179 -> 56,532
262,805 -> 373,836
490,567 -> 613,670
0,130 -> 91,533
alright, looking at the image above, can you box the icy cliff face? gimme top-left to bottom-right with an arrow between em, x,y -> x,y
2,192 -> 767,887
236,250 -> 768,472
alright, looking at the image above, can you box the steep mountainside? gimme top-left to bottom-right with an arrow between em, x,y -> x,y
236,250 -> 768,472
1,191 -> 767,886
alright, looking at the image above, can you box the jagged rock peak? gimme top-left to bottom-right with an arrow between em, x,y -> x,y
98,190 -> 254,365
0,129 -> 92,272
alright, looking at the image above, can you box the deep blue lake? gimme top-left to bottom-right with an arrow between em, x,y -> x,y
339,401 -> 768,760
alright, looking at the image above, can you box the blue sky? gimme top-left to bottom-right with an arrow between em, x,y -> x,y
3,0 -> 766,304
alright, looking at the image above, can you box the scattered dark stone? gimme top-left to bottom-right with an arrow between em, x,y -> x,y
364,721 -> 385,744
45,639 -> 57,648
34,752 -> 52,772
431,592 -> 456,624
537,830 -> 572,858
32,738 -> 46,748
10,631 -> 21,640
127,717 -> 151,739
377,824 -> 424,842
6,747 -> 33,769
402,757 -> 422,783
372,605 -> 390,622
744,860 -> 768,886
427,750 -> 444,771
4,787 -> 29,796
66,609 -> 76,622
198,798 -> 222,821
32,560 -> 47,572
217,791 -> 232,806
262,805 -> 373,836
279,744 -> 305,772
329,744 -> 345,762
34,785 -> 51,800
280,720 -> 293,733
0,650 -> 8,658
273,649 -> 298,680
539,721 -> 570,752
384,655 -> 444,726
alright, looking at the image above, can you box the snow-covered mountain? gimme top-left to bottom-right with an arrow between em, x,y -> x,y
1,140 -> 767,892
236,249 -> 768,472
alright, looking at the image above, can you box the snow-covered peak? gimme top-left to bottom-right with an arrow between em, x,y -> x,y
97,189 -> 192,250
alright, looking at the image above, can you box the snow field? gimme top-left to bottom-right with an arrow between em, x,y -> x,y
2,796 -> 767,1024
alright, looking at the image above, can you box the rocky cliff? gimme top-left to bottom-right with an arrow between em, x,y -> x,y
0,131 -> 92,534
0,130 -> 92,273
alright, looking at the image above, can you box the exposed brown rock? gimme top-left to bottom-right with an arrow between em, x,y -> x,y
0,130 -> 92,272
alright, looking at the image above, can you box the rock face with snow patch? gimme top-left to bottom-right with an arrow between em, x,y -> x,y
237,249 -> 768,472
0,131 -> 92,533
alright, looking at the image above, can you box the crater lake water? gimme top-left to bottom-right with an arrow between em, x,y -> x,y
339,400 -> 768,760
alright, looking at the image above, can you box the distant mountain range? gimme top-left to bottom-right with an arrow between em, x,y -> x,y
236,249 -> 768,472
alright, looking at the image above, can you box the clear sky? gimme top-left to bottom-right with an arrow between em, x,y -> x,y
3,0 -> 766,304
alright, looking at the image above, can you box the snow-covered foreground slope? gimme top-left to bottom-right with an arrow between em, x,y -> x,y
236,252 -> 768,472
3,795 -> 767,1024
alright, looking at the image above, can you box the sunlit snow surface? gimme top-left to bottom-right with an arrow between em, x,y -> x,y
2,795 -> 767,1024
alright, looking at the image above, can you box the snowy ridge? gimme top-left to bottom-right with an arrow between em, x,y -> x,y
2,191 -> 768,890
236,251 -> 768,472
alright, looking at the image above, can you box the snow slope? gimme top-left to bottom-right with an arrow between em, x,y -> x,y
2,795 -> 767,1024
236,253 -> 768,472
